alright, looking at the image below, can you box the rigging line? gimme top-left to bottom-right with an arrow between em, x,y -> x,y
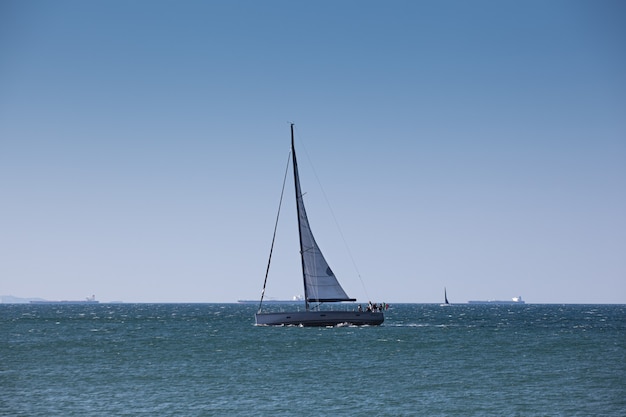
258,149 -> 292,314
292,126 -> 372,302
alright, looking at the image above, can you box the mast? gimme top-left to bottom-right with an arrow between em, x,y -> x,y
291,124 -> 310,311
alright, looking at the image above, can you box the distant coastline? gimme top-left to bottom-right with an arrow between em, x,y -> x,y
1,295 -> 46,304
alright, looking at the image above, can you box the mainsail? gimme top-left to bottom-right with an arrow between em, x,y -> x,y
291,125 -> 355,305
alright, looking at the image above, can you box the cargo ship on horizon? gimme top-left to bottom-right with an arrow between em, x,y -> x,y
238,295 -> 305,304
30,295 -> 99,305
468,296 -> 525,305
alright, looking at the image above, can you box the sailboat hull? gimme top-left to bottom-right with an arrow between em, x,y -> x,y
255,311 -> 384,327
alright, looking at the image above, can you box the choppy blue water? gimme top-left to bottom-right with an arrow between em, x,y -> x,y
1,303 -> 624,416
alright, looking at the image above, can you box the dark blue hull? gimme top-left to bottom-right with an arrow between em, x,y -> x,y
255,311 -> 384,326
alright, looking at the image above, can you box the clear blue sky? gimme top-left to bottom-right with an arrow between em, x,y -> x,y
1,0 -> 624,303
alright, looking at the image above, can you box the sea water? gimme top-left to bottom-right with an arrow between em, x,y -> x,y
1,303 -> 624,416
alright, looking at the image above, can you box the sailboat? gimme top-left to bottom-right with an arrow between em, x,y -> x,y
440,287 -> 450,306
255,124 -> 384,326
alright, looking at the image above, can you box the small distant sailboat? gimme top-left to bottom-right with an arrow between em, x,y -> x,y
440,287 -> 451,306
254,124 -> 384,326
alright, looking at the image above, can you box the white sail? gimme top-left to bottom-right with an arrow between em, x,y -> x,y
292,133 -> 355,303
